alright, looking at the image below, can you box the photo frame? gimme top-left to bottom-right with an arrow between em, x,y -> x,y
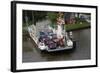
11,1 -> 98,72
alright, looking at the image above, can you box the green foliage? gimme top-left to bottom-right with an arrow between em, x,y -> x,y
75,17 -> 86,23
49,23 -> 57,29
23,10 -> 47,26
33,11 -> 47,25
23,21 -> 32,27
65,21 -> 90,31
47,12 -> 58,24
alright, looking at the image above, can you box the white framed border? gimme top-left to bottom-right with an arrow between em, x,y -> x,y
11,1 -> 97,72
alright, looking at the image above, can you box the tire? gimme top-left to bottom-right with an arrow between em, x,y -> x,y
73,41 -> 76,49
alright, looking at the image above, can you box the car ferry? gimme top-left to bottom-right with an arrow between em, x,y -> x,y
38,31 -> 76,52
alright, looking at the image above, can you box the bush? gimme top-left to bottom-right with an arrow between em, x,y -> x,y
75,17 -> 87,23
47,12 -> 58,24
65,21 -> 90,31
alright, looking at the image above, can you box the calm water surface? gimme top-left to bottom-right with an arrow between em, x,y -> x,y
22,28 -> 91,62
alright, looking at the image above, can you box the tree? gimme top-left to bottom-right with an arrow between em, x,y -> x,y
47,12 -> 58,24
23,10 -> 47,26
32,11 -> 47,25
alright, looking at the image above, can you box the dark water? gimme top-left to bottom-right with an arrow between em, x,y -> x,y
22,28 -> 91,63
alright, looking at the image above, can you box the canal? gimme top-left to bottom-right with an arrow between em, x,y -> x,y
22,28 -> 91,63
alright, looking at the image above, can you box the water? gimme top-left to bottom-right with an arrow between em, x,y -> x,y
22,28 -> 91,63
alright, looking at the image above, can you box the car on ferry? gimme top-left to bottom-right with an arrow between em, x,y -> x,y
38,31 -> 76,52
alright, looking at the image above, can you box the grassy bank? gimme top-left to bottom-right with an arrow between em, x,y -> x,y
65,22 -> 90,31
